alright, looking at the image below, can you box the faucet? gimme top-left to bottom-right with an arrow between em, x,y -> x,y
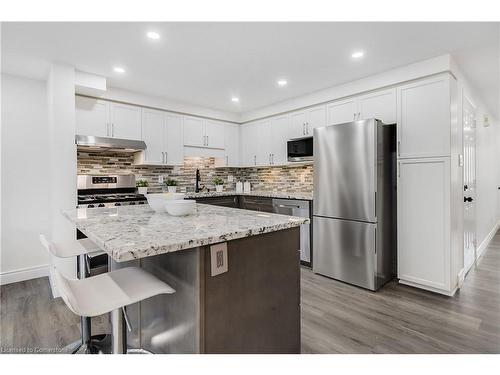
195,169 -> 205,193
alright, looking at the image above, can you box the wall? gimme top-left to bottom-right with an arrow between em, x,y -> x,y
77,152 -> 314,194
1,74 -> 50,284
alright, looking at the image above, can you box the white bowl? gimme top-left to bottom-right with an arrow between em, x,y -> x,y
145,193 -> 186,212
145,193 -> 168,212
164,200 -> 196,216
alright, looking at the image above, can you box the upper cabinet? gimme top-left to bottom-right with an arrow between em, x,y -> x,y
327,98 -> 358,125
327,88 -> 397,126
397,76 -> 451,158
183,117 -> 225,149
164,113 -> 184,165
269,115 -> 290,165
357,88 -> 396,124
223,123 -> 240,167
75,96 -> 141,140
240,120 -> 271,166
109,103 -> 142,140
183,116 -> 205,147
290,105 -> 326,138
135,109 -> 184,166
75,96 -> 109,137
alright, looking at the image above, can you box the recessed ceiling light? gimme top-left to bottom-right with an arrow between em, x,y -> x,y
351,51 -> 364,59
147,31 -> 160,40
277,79 -> 288,86
113,66 -> 126,74
231,97 -> 240,103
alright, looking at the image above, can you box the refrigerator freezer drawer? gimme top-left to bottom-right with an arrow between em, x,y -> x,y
313,216 -> 376,290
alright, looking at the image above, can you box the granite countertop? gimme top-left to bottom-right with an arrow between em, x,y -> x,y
184,190 -> 313,200
63,204 -> 309,262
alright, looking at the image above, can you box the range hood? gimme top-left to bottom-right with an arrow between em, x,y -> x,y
75,135 -> 146,153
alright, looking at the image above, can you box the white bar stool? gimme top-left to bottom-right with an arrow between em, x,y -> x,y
40,235 -> 175,354
40,235 -> 108,353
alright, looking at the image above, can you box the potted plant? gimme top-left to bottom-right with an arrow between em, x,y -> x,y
136,179 -> 149,195
165,178 -> 177,193
213,177 -> 224,193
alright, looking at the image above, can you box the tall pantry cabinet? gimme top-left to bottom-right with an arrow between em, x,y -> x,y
396,73 -> 461,296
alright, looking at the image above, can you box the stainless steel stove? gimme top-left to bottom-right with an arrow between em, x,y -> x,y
77,174 -> 147,208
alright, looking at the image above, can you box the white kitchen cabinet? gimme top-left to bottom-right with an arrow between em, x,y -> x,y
140,108 -> 165,164
164,113 -> 184,165
109,102 -> 142,140
397,76 -> 451,158
290,105 -> 326,138
183,116 -> 205,147
135,110 -> 184,166
204,120 -> 225,149
183,117 -> 225,149
75,96 -> 109,137
240,120 -> 270,166
357,88 -> 397,124
223,123 -> 240,166
327,98 -> 358,125
397,157 -> 451,294
270,115 -> 290,165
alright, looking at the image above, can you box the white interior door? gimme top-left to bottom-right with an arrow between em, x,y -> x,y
463,95 -> 477,271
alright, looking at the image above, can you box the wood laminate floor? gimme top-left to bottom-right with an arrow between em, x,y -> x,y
1,231 -> 499,354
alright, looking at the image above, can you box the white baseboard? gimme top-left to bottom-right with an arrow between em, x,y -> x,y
457,220 -> 499,288
476,220 -> 500,261
0,264 -> 49,285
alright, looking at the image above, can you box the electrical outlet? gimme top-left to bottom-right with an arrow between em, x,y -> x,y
210,243 -> 228,276
227,175 -> 234,182
158,175 -> 164,184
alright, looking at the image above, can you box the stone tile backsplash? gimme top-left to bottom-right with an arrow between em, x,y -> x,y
77,152 -> 313,193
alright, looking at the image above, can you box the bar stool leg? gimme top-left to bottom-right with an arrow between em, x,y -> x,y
111,308 -> 127,354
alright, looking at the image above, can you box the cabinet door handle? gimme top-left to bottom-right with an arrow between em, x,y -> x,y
397,140 -> 401,157
164,151 -> 167,164
358,112 -> 361,120
272,154 -> 275,164
161,152 -> 164,163
353,113 -> 357,120
254,155 -> 257,165
303,123 -> 305,135
112,123 -> 115,137
226,155 -> 229,165
206,135 -> 209,146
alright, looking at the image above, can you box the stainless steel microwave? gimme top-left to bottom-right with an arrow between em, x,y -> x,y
287,137 -> 313,162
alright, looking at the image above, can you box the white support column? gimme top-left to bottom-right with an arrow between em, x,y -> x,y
47,63 -> 77,295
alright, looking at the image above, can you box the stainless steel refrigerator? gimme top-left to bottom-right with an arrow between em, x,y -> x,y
313,118 -> 396,291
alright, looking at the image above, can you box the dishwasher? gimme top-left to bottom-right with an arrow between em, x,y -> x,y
272,198 -> 311,266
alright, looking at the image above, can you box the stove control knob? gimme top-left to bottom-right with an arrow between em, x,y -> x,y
88,204 -> 95,208
114,202 -> 121,206
98,203 -> 105,208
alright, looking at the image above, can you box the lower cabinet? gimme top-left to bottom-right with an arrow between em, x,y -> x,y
397,157 -> 452,294
239,196 -> 273,213
191,195 -> 274,213
191,195 -> 239,208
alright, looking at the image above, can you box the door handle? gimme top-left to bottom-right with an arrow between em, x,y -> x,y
464,197 -> 473,202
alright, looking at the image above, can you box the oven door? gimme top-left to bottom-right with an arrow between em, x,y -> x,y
287,137 -> 313,162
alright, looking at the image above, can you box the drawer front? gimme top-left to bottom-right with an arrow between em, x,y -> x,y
240,196 -> 273,213
194,196 -> 239,208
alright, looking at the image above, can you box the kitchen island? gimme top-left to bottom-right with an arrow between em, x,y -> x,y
63,204 -> 308,353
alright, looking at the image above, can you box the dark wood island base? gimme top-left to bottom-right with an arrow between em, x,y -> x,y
110,227 -> 301,354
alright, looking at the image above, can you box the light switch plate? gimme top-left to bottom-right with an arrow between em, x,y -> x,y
158,175 -> 164,184
227,175 -> 234,182
210,243 -> 228,276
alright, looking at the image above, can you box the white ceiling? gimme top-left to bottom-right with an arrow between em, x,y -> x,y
2,22 -> 498,117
